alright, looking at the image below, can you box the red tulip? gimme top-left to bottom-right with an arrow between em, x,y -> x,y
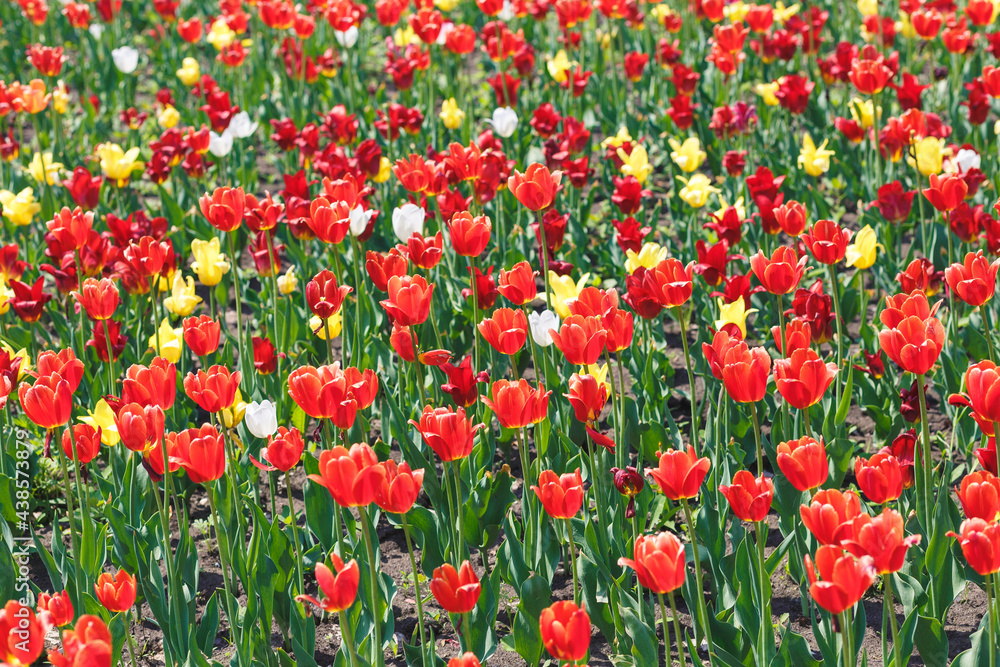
440,356 -> 489,408
287,365 -> 359,428
183,315 -> 222,357
94,569 -> 137,613
956,470 -> 1000,522
18,374 -> 73,429
750,245 -> 807,295
948,518 -> 1000,575
410,405 -> 483,462
618,530 -> 686,594
646,258 -> 695,308
169,424 -> 226,484
374,459 -> 425,513
296,555 -> 360,613
804,545 -> 876,614
855,451 -> 904,504
121,357 -> 177,409
306,269 -> 353,318
430,561 -> 481,613
720,470 -> 773,522
448,654 -> 481,667
849,56 -> 893,95
478,308 -> 528,355
801,220 -> 852,265
497,261 -> 538,306
308,443 -> 385,507
721,342 -> 771,403
183,365 -> 241,414
878,291 -> 945,376
539,601 -> 590,662
400,232 -> 444,270
508,163 -> 562,211
380,274 -> 435,326
564,372 -> 608,425
774,348 -> 838,410
250,426 -> 305,472
944,250 -> 1000,307
448,212 -> 492,257
841,508 -> 921,574
0,601 -> 44,667
774,200 -> 808,237
702,329 -> 743,380
922,173 -> 967,212
481,379 -> 551,429
531,468 -> 584,519
647,446 -> 711,500
72,277 -> 119,320
550,314 -> 607,366
47,614 -> 112,667
800,489 -> 863,545
116,403 -> 165,453
365,249 -> 408,292
776,436 -> 829,492
199,186 -> 245,232
37,591 -> 74,628
35,349 -> 84,392
61,424 -> 101,465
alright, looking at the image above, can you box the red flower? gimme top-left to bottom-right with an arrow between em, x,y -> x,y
646,258 -> 695,308
720,470 -> 773,522
308,443 -> 385,507
878,291 -> 945,375
531,468 -> 584,518
440,356 -> 489,407
448,212 -> 492,257
478,307 -> 527,355
287,365 -> 359,428
872,181 -> 915,223
948,518 -> 1000,575
618,531 -> 686,594
47,614 -> 112,667
0,601 -> 44,667
922,173 -> 968,212
183,315 -> 222,357
774,200 -> 808,237
94,569 -> 136,613
365,249 -> 408,292
800,489 -> 863,545
508,163 -> 562,211
183,366 -> 240,414
380,274 -> 434,326
47,206 -> 94,251
777,436 -> 829,492
72,277 -> 119,321
802,220 -> 852,265
306,269 -> 353,318
296,555 -> 360,613
842,509 -> 921,574
564,372 -> 608,425
35,349 -> 84,392
307,197 -> 352,244
805,546 -> 876,614
849,56 -> 892,95
750,245 -> 807,295
61,424 -> 101,465
18,374 -> 73,428
401,232 -> 444,270
855,451 -> 904,504
956,470 -> 1000,522
647,446 -> 711,500
410,405 -> 483,462
539,601 -> 590,662
169,423 -> 226,484
448,654 -> 481,667
721,342 -> 771,403
374,459 -> 424,514
250,426 -> 305,472
550,315 -> 607,365
775,348 -> 838,410
430,561 -> 481,613
62,167 -> 103,210
497,261 -> 538,306
896,258 -> 942,296
36,591 -> 74,628
944,250 -> 1000,307
252,336 -> 277,375
115,403 -> 165,453
199,186 -> 245,233
8,277 -> 53,323
481,379 -> 551,429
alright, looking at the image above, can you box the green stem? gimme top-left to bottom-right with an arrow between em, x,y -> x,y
226,232 -> 245,372
676,305 -> 699,453
988,576 -> 997,667
750,401 -> 764,475
755,520 -> 771,663
401,514 -> 429,664
451,460 -> 465,561
55,437 -> 83,603
916,374 -> 933,532
208,488 -> 241,665
358,505 -> 384,667
518,427 -> 535,565
666,590 -> 687,667
680,497 -> 714,654
885,575 -> 902,667
564,518 -> 580,605
339,608 -> 363,667
828,263 -> 844,407
286,475 -> 305,595
124,611 -> 139,667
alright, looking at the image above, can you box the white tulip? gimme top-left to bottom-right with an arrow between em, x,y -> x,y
229,111 -> 259,139
245,400 -> 278,438
955,148 -> 981,173
350,206 -> 375,236
486,107 -> 518,138
436,21 -> 455,46
112,46 -> 139,74
392,203 -> 425,242
208,130 -> 234,157
497,0 -> 516,21
335,26 -> 359,48
529,309 -> 559,347
88,24 -> 105,39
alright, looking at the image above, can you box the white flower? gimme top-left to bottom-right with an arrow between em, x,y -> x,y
954,148 -> 981,174
392,203 -> 425,241
111,46 -> 139,74
529,309 -> 559,347
486,107 -> 518,138
335,26 -> 359,48
229,111 -> 259,139
245,400 -> 278,438
88,24 -> 105,39
436,21 -> 455,46
209,130 -> 234,157
497,0 -> 516,21
349,206 -> 375,236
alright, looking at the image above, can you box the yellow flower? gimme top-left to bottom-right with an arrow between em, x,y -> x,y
911,136 -> 946,176
0,283 -> 12,315
0,188 -> 41,227
277,265 -> 298,294
582,363 -> 612,389
435,0 -> 459,10
29,152 -> 63,185
176,57 -> 201,86
600,127 -> 634,150
393,25 -> 420,46
0,342 -> 30,380
797,133 -> 834,177
845,225 -> 883,270
724,0 -> 750,21
677,174 -> 720,209
158,105 -> 180,129
191,238 -> 231,287
617,145 -> 653,184
715,197 -> 746,221
79,399 -> 120,447
53,81 -> 69,114
372,157 -> 392,183
896,13 -> 916,39
163,273 -> 202,317
547,49 -> 577,83
310,311 -> 343,339
625,242 -> 668,274
857,0 -> 878,17
221,388 -> 248,428
773,1 -> 801,23
96,143 -> 144,187
546,271 -> 591,319
716,298 -> 757,338
439,98 -> 465,130
206,19 -> 236,50
649,4 -> 674,21
148,318 -> 184,363
668,137 -> 706,173
849,98 -> 879,129
755,81 -> 780,106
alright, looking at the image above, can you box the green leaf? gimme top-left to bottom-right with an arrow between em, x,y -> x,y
512,575 -> 551,666
914,615 -> 949,667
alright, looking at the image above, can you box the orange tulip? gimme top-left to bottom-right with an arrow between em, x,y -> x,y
948,518 -> 1000,575
531,468 -> 584,518
94,569 -> 137,613
855,451 -> 904,504
508,163 -> 562,211
720,470 -> 774,522
430,561 -> 481,613
617,531 -> 686,594
410,405 -> 484,462
804,546 -> 876,614
774,348 -> 838,410
296,555 -> 360,613
841,508 -> 921,574
800,489 -> 863,545
169,424 -> 227,484
776,436 -> 829,492
956,470 -> 1000,522
550,314 -> 607,366
183,365 -> 241,414
539,601 -> 590,662
481,379 -> 551,429
199,186 -> 246,233
308,443 -> 385,507
478,307 -> 527,355
374,459 -> 425,514
497,261 -> 538,306
647,446 -> 710,500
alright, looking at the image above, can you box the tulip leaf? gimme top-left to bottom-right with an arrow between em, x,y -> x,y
769,629 -> 820,667
914,615 -> 949,667
621,605 -> 657,664
197,592 -> 221,655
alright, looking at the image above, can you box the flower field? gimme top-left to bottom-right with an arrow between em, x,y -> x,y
4,0 -> 1000,665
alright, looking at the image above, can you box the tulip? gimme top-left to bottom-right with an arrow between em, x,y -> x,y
647,446 -> 710,500
448,654 -> 481,667
855,451 -> 904,504
945,250 -> 1000,307
182,315 -> 222,357
486,107 -> 518,138
498,261 -> 538,306
668,137 -> 707,173
550,314 -> 607,366
374,459 -> 424,514
115,403 -> 165,453
306,269 -> 353,318
539,601 -> 590,662
0,601 -> 44,667
528,310 -> 559,347
565,372 -> 608,425
776,436 -> 829,492
380,274 -> 434,326
244,400 -> 278,439
296,555 -> 360,613
774,348 -> 838,410
17,374 -> 73,429
677,173 -> 720,208
800,489 -> 864,545
508,163 -> 561,211
956,470 -> 1000,522
308,443 -> 385,507
94,569 -> 137,613
878,291 -> 945,376
392,203 -> 426,242
805,545 -> 876,614
35,350 -> 84,392
750,246 -> 807,295
922,173 -> 968,212
841,508 -> 922,574
250,426 -> 304,473
949,518 -> 1000,575
190,238 -> 231,287
184,365 -> 241,414
430,561 -> 481,613
478,308 -> 528,355
532,468 -> 584,518
36,591 -> 74,628
625,242 -> 668,274
449,212 -> 492,257
47,615 -> 112,667
618,531 -> 686,594
802,220 -> 852,265
410,405 -> 483,461
169,424 -> 226,484
121,357 -> 177,410
287,365 -> 359,428
720,470 -> 774,522
721,342 -> 771,404
481,379 -> 551,429
797,133 -> 834,177
439,98 -> 466,130
61,424 -> 101,465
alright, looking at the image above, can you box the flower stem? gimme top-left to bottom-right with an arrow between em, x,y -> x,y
665,590 -> 687,667
827,263 -> 844,406
124,611 -> 139,667
885,574 -> 902,667
358,505 -> 384,667
755,520 -> 771,663
749,401 -> 764,475
226,231 -> 246,372
680,497 -> 714,654
401,514 -> 429,664
286,475 -> 305,595
916,374 -> 934,532
564,518 -> 580,605
676,305 -> 700,454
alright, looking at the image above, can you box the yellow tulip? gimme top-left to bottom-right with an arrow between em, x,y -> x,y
176,57 -> 201,86
716,298 -> 758,338
797,133 -> 835,177
617,145 -> 653,184
277,265 -> 298,295
546,270 -> 591,319
96,143 -> 144,187
0,284 -> 12,315
755,81 -> 780,106
600,127 -> 634,150
311,311 -> 343,339
80,399 -> 121,447
0,342 -> 30,380
148,318 -> 184,363
158,105 -> 180,129
668,137 -> 707,173
163,273 -> 202,317
849,98 -> 879,129
206,19 -> 236,50
29,152 -> 63,185
53,81 -> 69,114
724,0 -> 750,21
625,242 -> 669,274
546,50 -> 577,83
191,238 -> 231,287
221,388 -> 248,428
373,157 -> 393,183
773,1 -> 801,22
393,26 -> 420,46
439,98 -> 465,130
857,0 -> 878,17
845,225 -> 883,270
896,13 -> 916,39
677,174 -> 720,209
911,136 -> 946,176
0,188 -> 41,227
435,0 -> 459,10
